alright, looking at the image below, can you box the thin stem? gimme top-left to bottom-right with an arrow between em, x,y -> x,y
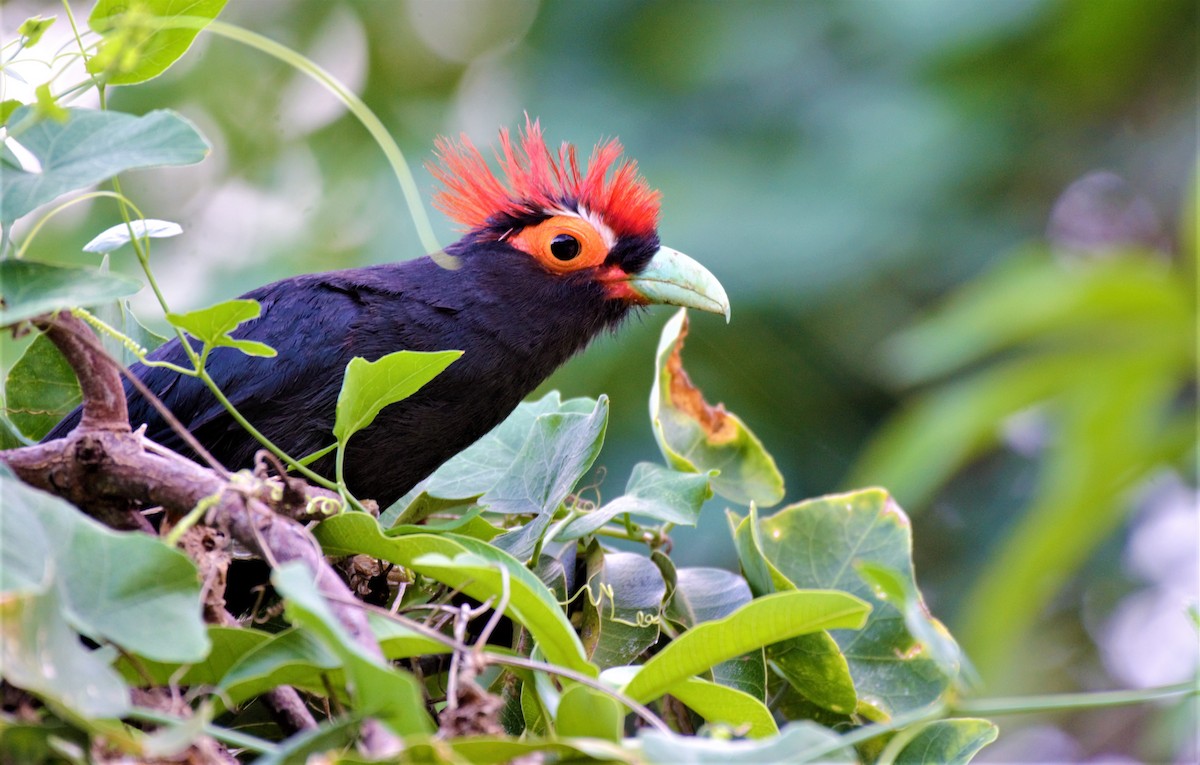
333,441 -> 366,511
473,565 -> 510,654
594,522 -> 653,543
60,0 -> 106,104
812,704 -> 947,758
490,653 -> 671,735
194,368 -> 340,491
326,592 -> 671,734
14,191 -> 142,259
162,17 -> 444,259
139,358 -> 198,376
954,681 -> 1198,716
125,707 -> 278,755
805,680 -> 1199,761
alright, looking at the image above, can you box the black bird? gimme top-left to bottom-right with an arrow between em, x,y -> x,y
47,121 -> 729,508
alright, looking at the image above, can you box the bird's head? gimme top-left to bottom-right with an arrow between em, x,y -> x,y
429,119 -> 730,330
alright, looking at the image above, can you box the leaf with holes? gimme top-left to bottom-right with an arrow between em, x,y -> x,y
651,309 -> 784,506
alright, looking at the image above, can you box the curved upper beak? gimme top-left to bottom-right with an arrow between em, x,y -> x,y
623,246 -> 731,322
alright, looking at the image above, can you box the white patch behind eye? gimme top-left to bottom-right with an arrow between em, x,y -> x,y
542,204 -> 617,249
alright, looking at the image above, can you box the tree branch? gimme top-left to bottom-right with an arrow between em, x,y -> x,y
41,311 -> 129,431
0,311 -> 400,757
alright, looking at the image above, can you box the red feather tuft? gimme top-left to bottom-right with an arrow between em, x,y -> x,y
430,117 -> 661,239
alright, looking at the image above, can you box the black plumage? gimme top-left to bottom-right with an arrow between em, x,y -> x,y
45,123 -> 728,508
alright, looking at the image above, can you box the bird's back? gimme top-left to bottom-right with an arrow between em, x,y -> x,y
44,257 -> 535,507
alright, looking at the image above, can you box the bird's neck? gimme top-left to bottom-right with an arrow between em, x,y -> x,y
430,244 -> 629,387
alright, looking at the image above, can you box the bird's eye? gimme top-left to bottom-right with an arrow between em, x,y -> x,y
550,234 -> 580,261
509,215 -> 610,273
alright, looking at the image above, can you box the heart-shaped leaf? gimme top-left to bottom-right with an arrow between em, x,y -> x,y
0,472 -> 209,663
1,107 -> 209,224
166,298 -> 277,358
0,259 -> 141,326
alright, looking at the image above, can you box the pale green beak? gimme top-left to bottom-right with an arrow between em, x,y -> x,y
625,246 -> 731,322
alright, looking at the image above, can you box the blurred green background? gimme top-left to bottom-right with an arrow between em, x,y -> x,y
3,0 -> 1196,760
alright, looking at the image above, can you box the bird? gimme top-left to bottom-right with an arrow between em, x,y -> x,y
46,119 -> 730,509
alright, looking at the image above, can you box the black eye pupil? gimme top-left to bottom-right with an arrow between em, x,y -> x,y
550,234 -> 580,261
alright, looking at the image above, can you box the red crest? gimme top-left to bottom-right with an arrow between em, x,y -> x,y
430,118 -> 661,239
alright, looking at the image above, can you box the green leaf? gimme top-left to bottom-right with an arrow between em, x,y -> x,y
115,626 -> 269,687
767,631 -> 858,716
533,538 -> 577,601
666,677 -> 778,738
313,513 -> 595,676
555,684 -> 623,742
0,587 -> 130,719
219,613 -> 454,710
394,391 -> 596,507
754,489 -> 962,718
728,507 -> 792,597
0,719 -> 86,764
0,473 -> 210,663
3,333 -> 81,440
372,618 -> 450,660
639,721 -> 856,764
848,354 -> 1098,510
728,508 -> 858,714
0,259 -> 142,326
166,298 -> 276,357
620,589 -> 869,704
557,462 -> 713,540
33,84 -> 67,123
385,491 -> 478,528
251,718 -> 361,765
857,562 -> 965,681
18,15 -> 55,46
139,704 -> 214,760
651,308 -> 784,507
667,567 -> 752,627
83,218 -> 182,254
0,107 -> 209,224
416,551 -> 598,676
852,253 -> 1191,511
580,545 -> 664,669
488,395 -> 609,560
332,349 -> 461,444
892,718 -> 999,764
272,561 -> 433,737
219,628 -> 341,706
0,99 -> 22,126
959,361 -> 1185,681
666,567 -> 768,702
384,735 -> 622,765
91,296 -> 169,367
88,0 -> 228,85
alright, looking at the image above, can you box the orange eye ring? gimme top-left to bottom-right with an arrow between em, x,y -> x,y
509,215 -> 609,273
